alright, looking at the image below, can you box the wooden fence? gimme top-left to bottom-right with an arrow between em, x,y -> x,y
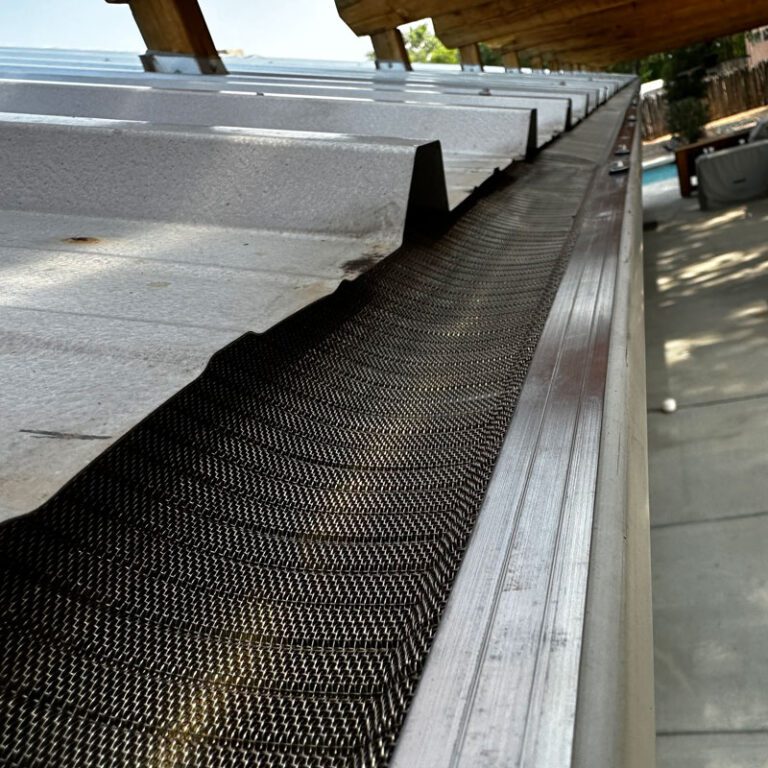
640,61 -> 768,140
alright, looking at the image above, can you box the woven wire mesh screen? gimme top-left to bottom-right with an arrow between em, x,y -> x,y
0,157 -> 592,767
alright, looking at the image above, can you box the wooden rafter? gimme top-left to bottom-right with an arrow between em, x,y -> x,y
335,0 -> 768,67
370,27 -> 413,68
335,0 -> 469,35
432,0 -> 629,48
107,0 -> 216,56
459,43 -> 484,69
502,2 -> 768,65
449,0 -> 768,51
501,50 -> 521,68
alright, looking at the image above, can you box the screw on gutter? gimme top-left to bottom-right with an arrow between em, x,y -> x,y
609,160 -> 629,174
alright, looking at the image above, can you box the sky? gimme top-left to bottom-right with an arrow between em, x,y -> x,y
0,0 -> 377,61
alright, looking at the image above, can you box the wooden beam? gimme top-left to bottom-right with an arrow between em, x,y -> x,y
106,0 -> 225,73
434,0 -> 766,51
370,28 -> 413,69
501,50 -> 520,68
488,0 -> 768,62
127,0 -> 217,54
337,0 -> 768,69
459,43 -> 484,70
505,8 -> 768,66
336,0 -> 471,36
492,11 -> 748,52
434,0 -> 631,48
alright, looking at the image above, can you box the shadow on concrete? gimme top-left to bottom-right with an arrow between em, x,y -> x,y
643,194 -> 768,407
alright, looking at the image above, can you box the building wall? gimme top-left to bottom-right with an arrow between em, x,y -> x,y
747,27 -> 768,67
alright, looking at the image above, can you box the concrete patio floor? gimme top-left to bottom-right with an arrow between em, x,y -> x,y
643,180 -> 768,766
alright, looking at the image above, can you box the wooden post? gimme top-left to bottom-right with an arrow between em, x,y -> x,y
105,0 -> 226,74
459,43 -> 484,72
530,55 -> 543,69
502,50 -> 520,69
370,28 -> 412,70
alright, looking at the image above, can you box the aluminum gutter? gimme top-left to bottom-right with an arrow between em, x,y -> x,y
390,82 -> 645,768
572,110 -> 655,768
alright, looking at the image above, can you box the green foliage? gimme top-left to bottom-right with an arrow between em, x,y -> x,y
648,34 -> 744,142
478,44 -> 503,67
663,43 -> 709,100
663,45 -> 708,142
714,33 -> 747,60
607,33 -> 746,84
638,53 -> 668,82
667,97 -> 709,143
403,23 -> 459,64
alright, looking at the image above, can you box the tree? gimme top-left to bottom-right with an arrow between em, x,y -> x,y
608,33 -> 746,84
609,34 -> 747,143
403,23 -> 459,64
663,43 -> 710,142
478,43 -> 503,67
368,23 -> 504,67
713,33 -> 747,61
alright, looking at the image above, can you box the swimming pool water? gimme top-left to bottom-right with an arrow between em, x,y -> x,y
642,162 -> 677,185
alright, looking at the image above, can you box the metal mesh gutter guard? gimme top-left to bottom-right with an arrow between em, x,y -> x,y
0,154 -> 594,767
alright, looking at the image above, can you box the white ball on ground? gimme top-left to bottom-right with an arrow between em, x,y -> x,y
661,397 -> 677,414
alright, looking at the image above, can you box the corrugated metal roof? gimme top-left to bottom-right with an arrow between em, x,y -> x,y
0,42 -> 652,768
0,46 -> 629,522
